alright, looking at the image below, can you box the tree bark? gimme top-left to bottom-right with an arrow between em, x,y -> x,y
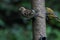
32,0 -> 46,40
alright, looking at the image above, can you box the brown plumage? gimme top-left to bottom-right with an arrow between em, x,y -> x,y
19,7 -> 35,18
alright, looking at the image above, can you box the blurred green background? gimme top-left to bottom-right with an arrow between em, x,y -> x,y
0,0 -> 60,40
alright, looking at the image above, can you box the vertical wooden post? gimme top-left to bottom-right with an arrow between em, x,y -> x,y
32,0 -> 46,40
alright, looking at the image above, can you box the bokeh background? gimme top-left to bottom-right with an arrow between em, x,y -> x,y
0,0 -> 60,40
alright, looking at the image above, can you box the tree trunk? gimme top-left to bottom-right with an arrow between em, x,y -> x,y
32,0 -> 46,40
